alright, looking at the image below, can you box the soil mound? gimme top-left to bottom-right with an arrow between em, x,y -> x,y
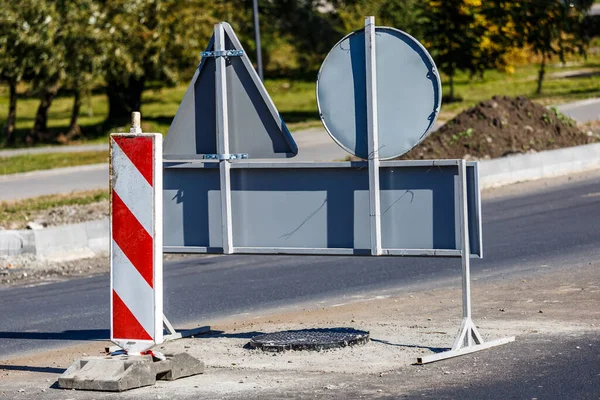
403,96 -> 597,160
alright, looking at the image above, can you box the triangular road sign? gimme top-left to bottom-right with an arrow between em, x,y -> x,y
164,22 -> 298,159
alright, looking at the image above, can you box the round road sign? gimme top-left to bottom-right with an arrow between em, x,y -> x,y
316,27 -> 441,160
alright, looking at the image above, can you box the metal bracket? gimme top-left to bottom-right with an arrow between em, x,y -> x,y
203,153 -> 248,161
201,50 -> 244,58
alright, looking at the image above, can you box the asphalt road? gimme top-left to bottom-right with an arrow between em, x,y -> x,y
556,98 -> 600,124
0,164 -> 108,202
1,172 -> 599,360
409,333 -> 600,400
0,144 -> 108,158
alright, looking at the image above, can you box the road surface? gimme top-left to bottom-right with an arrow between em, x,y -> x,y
0,164 -> 108,202
1,171 -> 599,359
0,144 -> 108,158
556,97 -> 600,124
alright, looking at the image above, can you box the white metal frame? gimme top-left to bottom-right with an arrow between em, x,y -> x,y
362,18 -> 513,364
417,160 -> 514,364
154,129 -> 164,346
159,18 -> 514,364
215,23 -> 234,255
365,16 -> 382,256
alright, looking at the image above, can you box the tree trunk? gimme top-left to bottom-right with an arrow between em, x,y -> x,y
67,89 -> 82,138
31,84 -> 59,140
536,55 -> 546,95
106,80 -> 130,123
5,80 -> 17,145
106,76 -> 146,124
449,72 -> 455,101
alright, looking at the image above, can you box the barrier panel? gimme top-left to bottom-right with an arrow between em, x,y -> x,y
110,128 -> 163,353
163,160 -> 482,257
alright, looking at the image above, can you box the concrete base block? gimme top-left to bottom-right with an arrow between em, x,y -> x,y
0,230 -> 35,256
58,353 -> 204,392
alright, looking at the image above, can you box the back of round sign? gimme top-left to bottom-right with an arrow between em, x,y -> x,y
316,27 -> 441,160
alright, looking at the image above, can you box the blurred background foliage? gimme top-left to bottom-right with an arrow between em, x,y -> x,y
0,0 -> 597,145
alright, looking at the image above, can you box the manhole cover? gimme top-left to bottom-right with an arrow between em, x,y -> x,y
248,328 -> 370,352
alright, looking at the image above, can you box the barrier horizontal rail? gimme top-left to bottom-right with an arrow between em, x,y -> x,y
162,161 -> 482,257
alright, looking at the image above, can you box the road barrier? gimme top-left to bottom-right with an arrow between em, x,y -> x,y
60,16 -> 518,393
107,17 -> 514,365
109,121 -> 164,353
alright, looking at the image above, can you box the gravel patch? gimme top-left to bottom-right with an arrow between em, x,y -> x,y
0,252 -> 209,288
0,200 -> 109,230
0,254 -> 109,287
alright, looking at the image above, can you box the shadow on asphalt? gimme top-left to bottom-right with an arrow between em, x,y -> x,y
371,338 -> 448,353
0,329 -> 109,341
0,364 -> 65,374
202,330 -> 264,339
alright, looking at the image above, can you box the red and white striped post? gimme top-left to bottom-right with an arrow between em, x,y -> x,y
110,112 -> 163,353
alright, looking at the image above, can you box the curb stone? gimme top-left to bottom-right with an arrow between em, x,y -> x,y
479,142 -> 600,189
2,142 -> 600,259
1,219 -> 109,260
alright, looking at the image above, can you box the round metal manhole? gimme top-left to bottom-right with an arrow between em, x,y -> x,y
248,328 -> 370,352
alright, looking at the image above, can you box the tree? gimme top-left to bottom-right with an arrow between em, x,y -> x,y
418,0 -> 492,101
99,0 -> 217,123
56,0 -> 104,139
25,1 -> 106,142
240,0 -> 341,76
0,0 -> 56,145
511,0 -> 594,94
26,2 -> 63,141
336,0 -> 426,39
415,0 -> 525,101
379,0 -> 427,39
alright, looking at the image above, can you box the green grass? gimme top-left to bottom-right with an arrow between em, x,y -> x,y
139,78 -> 321,135
0,52 -> 599,149
437,54 -> 600,121
0,151 -> 108,175
0,189 -> 108,228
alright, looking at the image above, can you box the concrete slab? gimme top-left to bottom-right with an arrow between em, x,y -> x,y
85,218 -> 109,254
58,352 -> 204,392
479,142 -> 600,189
34,222 -> 93,261
0,230 -> 34,256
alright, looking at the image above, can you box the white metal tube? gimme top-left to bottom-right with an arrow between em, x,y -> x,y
458,159 -> 472,319
130,112 -> 142,133
365,16 -> 382,256
153,132 -> 163,345
215,23 -> 234,254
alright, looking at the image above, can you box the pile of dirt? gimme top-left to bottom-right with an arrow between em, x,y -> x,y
403,95 -> 598,160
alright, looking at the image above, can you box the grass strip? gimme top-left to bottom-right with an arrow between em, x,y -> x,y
0,151 -> 108,175
0,189 -> 109,228
0,52 -> 598,148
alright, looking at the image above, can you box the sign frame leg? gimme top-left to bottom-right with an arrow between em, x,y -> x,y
417,160 -> 515,364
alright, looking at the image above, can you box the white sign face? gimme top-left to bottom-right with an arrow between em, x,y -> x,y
317,27 -> 441,160
164,22 -> 297,160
